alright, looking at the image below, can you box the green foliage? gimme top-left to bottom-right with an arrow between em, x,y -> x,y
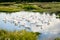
0,30 -> 40,40
55,38 -> 60,40
23,5 -> 40,10
0,6 -> 21,12
0,2 -> 60,14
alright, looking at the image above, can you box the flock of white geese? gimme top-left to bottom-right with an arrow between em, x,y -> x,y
2,11 -> 60,32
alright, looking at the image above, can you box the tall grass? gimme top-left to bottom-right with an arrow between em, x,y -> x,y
0,30 -> 40,40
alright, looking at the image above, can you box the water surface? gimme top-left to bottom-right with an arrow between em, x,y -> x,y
0,11 -> 60,40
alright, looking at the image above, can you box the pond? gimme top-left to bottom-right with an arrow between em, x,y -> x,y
0,11 -> 60,40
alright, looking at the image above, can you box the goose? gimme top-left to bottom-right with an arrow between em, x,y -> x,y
13,20 -> 18,26
25,27 -> 31,31
3,18 -> 6,21
36,23 -> 43,29
20,21 -> 26,27
52,14 -> 56,20
3,17 -> 8,21
2,17 -> 8,23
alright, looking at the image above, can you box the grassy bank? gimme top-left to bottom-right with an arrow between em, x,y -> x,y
0,29 -> 40,40
0,2 -> 60,13
55,37 -> 60,40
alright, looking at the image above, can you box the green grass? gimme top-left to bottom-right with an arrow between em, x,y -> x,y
0,6 -> 22,12
55,37 -> 60,40
0,2 -> 60,13
0,29 -> 40,40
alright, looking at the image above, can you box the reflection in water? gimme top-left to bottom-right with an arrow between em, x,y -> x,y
0,11 -> 60,40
